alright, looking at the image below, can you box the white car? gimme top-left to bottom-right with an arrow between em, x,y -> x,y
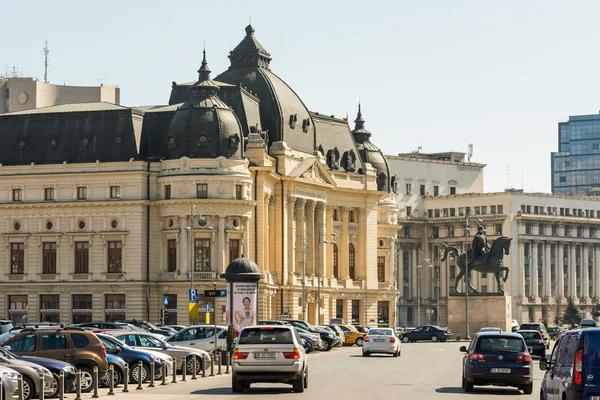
479,327 -> 502,333
166,325 -> 228,353
362,328 -> 401,357
0,365 -> 20,399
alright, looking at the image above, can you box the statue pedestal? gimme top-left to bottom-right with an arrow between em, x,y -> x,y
447,293 -> 512,338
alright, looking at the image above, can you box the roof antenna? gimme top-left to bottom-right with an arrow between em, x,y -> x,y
249,15 -> 251,25
43,41 -> 49,83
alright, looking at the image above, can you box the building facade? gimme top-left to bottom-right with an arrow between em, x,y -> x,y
0,77 -> 120,115
0,26 -> 399,328
552,113 -> 600,195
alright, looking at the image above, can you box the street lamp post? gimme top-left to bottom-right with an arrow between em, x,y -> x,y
417,264 -> 421,327
464,208 -> 471,340
186,204 -> 208,324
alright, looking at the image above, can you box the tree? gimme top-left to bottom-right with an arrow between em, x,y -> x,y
226,324 -> 237,352
563,297 -> 582,328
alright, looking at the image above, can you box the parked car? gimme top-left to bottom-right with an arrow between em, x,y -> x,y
106,330 -> 210,374
334,324 -> 365,347
160,325 -> 186,332
539,327 -> 600,400
479,327 -> 502,333
258,320 -> 290,326
461,331 -> 533,394
283,320 -> 336,351
363,328 -> 401,357
317,325 -> 343,347
546,326 -> 566,340
516,330 -> 546,358
232,325 -> 308,393
401,325 -> 452,343
511,320 -> 520,332
117,320 -> 174,336
71,322 -> 135,331
354,326 -> 369,334
297,332 -> 318,353
101,354 -> 127,388
0,365 -> 21,400
0,353 -> 54,400
166,325 -> 228,353
518,322 -> 550,349
3,327 -> 108,393
292,326 -> 324,350
0,346 -> 77,397
95,334 -> 164,384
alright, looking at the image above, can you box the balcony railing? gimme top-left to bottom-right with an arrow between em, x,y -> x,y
70,273 -> 91,281
6,274 -> 25,281
191,271 -> 217,280
38,274 -> 58,281
159,271 -> 179,280
103,272 -> 125,281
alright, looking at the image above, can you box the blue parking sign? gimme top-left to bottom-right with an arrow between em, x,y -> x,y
188,288 -> 198,303
163,295 -> 169,307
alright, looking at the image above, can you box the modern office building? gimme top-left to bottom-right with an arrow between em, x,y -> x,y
552,113 -> 600,195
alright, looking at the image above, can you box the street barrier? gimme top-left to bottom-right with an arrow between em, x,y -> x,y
191,357 -> 197,380
181,360 -> 186,382
74,371 -> 82,400
17,375 -> 23,400
225,351 -> 230,374
148,361 -> 155,388
136,361 -> 143,391
122,364 -> 129,393
217,352 -> 222,375
201,356 -> 206,378
160,363 -> 167,386
38,374 -> 44,400
92,366 -> 99,399
58,371 -> 64,400
210,354 -> 214,377
171,361 -> 177,384
108,365 -> 115,396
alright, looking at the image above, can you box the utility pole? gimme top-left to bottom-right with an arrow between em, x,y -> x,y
43,41 -> 49,83
464,207 -> 471,340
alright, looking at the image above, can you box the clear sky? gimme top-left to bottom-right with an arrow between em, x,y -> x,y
3,0 -> 600,194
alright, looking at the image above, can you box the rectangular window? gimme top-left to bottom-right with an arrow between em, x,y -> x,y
105,294 -> 126,322
450,208 -> 456,217
448,226 -> 454,237
495,224 -> 503,235
196,184 -> 208,199
490,205 -> 496,214
526,224 -> 532,234
351,300 -> 360,324
107,241 -> 122,273
44,188 -> 54,201
74,242 -> 89,273
433,185 -> 439,196
404,226 -> 410,238
229,239 -> 240,262
377,256 -> 385,282
40,294 -> 60,323
164,185 -> 171,200
459,207 -> 465,216
405,183 -> 412,195
481,206 -> 487,215
534,206 -> 539,215
406,206 -> 412,217
432,227 -> 439,238
427,209 -> 433,218
377,301 -> 389,327
42,242 -> 57,274
235,184 -> 243,200
9,295 -> 28,325
167,239 -> 177,272
481,272 -> 488,278
12,189 -> 22,202
332,209 -> 338,221
335,299 -> 343,319
194,239 -> 211,271
594,144 -> 599,150
474,206 -> 481,215
77,186 -> 87,200
526,205 -> 531,214
450,265 -> 456,279
110,186 -> 121,199
443,208 -> 448,217
349,210 -> 355,223
11,243 -> 24,274
420,184 -> 425,196
434,209 -> 441,218
450,187 -> 456,195
72,294 -> 93,324
481,285 -> 488,293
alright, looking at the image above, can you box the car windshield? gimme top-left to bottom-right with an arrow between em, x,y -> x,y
519,324 -> 541,331
103,335 -> 131,350
368,329 -> 392,336
519,332 -> 541,340
477,337 -> 525,353
0,332 -> 15,345
239,327 -> 294,345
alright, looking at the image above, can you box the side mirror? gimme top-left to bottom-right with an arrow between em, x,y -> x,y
3,346 -> 11,351
459,346 -> 467,352
539,357 -> 548,371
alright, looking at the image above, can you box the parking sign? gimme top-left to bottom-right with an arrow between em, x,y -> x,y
163,295 -> 169,307
188,288 -> 198,303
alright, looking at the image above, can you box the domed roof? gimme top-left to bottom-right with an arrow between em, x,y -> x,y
221,256 -> 264,281
166,51 -> 244,160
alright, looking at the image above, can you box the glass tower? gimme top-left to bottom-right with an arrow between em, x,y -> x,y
552,113 -> 600,195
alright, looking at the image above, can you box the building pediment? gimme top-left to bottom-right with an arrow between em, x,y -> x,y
289,157 -> 336,186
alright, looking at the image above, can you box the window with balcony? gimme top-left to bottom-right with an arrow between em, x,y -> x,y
167,239 -> 177,272
11,243 -> 24,274
235,184 -> 243,200
164,185 -> 171,200
194,239 -> 211,272
196,184 -> 207,199
77,187 -> 87,200
74,242 -> 89,273
333,243 -> 339,278
377,256 -> 385,283
42,243 -> 57,274
107,241 -> 122,273
590,227 -> 596,238
110,186 -> 121,199
12,189 -> 22,202
526,224 -> 532,234
229,239 -> 240,262
44,188 -> 55,201
349,244 -> 356,280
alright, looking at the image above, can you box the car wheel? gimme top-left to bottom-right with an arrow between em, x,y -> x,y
393,349 -> 399,357
402,336 -> 410,343
355,338 -> 364,347
231,374 -> 244,393
523,382 -> 533,395
463,376 -> 474,392
461,375 -> 466,389
78,367 -> 94,393
362,351 -> 370,357
292,374 -> 304,393
431,335 -> 439,343
186,356 -> 202,375
22,376 -> 34,400
130,363 -> 149,384
322,340 -> 332,352
540,389 -> 545,400
101,367 -> 122,388
48,373 -> 60,398
303,368 -> 308,389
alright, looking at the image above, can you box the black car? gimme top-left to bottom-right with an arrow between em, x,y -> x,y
96,334 -> 163,383
284,320 -> 336,351
460,331 -> 533,394
401,325 -> 452,343
515,330 -> 545,358
0,346 -> 77,397
117,320 -> 174,336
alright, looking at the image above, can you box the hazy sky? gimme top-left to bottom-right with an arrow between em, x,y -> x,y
3,1 -> 599,194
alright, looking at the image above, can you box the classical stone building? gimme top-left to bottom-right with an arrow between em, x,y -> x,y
0,26 -> 399,327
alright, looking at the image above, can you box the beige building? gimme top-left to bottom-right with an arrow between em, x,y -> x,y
0,26 -> 400,328
0,77 -> 120,114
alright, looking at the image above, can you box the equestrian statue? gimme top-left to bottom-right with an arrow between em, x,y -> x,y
440,226 -> 513,294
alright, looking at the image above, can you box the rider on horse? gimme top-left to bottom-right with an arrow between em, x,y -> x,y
470,225 -> 489,264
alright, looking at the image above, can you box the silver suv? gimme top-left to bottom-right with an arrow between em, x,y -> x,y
232,325 -> 308,393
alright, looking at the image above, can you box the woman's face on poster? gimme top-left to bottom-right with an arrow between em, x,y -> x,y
243,298 -> 251,309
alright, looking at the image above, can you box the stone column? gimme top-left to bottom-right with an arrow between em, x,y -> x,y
570,244 -> 577,298
544,242 -> 552,298
295,199 -> 306,279
287,197 -> 297,283
269,195 -> 276,275
316,204 -> 326,282
583,244 -> 590,299
398,247 -> 405,298
357,208 -> 366,280
243,217 -> 250,258
531,241 -> 539,298
557,243 -> 565,298
341,207 -> 350,280
256,177 -> 265,271
217,216 -> 226,274
595,246 -> 600,299
519,240 -> 526,298
411,246 -> 418,298
263,194 -> 270,271
180,216 -> 189,277
307,201 -> 316,276
325,205 -> 334,279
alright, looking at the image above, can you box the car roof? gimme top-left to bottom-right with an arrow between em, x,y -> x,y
241,325 -> 293,330
476,331 -> 523,339
517,329 -> 541,333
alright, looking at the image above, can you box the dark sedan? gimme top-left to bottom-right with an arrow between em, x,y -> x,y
401,325 -> 452,343
460,332 -> 533,394
515,330 -> 545,358
96,334 -> 163,383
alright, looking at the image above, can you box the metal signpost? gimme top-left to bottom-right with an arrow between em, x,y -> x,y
204,289 -> 226,358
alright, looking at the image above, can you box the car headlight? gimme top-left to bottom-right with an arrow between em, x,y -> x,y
1,371 -> 19,380
63,366 -> 76,373
32,366 -> 51,374
150,356 -> 160,362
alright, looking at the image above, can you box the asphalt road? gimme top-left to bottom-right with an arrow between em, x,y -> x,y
100,340 -> 553,400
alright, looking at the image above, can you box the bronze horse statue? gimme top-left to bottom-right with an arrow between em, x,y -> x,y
440,236 -> 512,294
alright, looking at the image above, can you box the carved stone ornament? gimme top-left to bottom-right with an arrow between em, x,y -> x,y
197,133 -> 210,148
178,184 -> 188,195
300,164 -> 325,184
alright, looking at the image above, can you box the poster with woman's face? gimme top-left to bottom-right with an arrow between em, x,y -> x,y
231,282 -> 258,333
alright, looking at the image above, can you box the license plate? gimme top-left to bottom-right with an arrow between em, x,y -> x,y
491,368 -> 511,373
255,352 -> 276,358
374,339 -> 385,342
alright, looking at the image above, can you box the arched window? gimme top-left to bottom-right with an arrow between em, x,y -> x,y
349,243 -> 356,280
332,243 -> 339,278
